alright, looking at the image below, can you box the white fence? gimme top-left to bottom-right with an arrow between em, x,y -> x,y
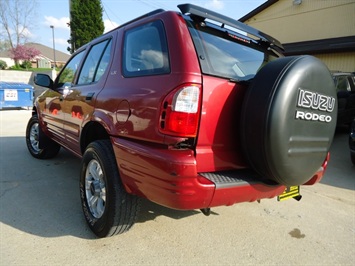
0,69 -> 58,100
0,70 -> 57,85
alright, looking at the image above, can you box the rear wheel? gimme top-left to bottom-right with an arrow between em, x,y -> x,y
26,115 -> 60,159
80,140 -> 141,238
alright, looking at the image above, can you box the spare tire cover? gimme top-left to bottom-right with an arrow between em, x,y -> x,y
241,55 -> 337,186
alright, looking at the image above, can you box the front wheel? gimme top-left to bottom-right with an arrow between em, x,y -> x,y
80,140 -> 141,238
26,115 -> 60,159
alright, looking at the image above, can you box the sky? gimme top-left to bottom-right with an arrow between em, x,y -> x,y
34,0 -> 266,54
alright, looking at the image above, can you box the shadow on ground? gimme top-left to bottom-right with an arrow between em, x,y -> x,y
0,136 -> 200,239
1,126 -> 353,239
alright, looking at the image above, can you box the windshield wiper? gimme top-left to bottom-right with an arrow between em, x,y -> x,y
229,78 -> 254,84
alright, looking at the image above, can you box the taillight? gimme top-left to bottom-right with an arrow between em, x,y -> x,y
159,84 -> 201,137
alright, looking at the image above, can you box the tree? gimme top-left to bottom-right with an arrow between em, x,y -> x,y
0,0 -> 38,50
10,45 -> 40,69
0,40 -> 11,52
68,0 -> 104,54
10,45 -> 40,62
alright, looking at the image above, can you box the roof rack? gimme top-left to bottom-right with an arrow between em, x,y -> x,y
178,3 -> 283,50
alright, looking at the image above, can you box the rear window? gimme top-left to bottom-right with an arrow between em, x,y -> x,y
186,19 -> 278,81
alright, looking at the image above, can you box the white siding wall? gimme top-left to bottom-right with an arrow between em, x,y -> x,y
243,0 -> 355,72
244,0 -> 355,43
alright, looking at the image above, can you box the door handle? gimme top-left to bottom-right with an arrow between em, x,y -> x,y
86,92 -> 95,101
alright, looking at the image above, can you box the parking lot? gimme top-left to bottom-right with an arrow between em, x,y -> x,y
0,109 -> 354,265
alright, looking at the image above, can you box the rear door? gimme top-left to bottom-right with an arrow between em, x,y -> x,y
61,38 -> 113,155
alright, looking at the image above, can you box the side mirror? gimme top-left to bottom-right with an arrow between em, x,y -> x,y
34,73 -> 53,88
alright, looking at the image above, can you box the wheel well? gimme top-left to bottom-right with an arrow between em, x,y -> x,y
81,122 -> 110,154
32,106 -> 38,116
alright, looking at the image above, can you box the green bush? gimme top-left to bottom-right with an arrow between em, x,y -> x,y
21,60 -> 32,70
0,60 -> 7,70
9,64 -> 21,70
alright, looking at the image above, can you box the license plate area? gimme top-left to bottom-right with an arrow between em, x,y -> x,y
4,89 -> 18,101
278,186 -> 301,201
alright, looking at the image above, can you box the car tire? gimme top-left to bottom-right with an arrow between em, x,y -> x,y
80,140 -> 141,238
26,115 -> 60,159
241,55 -> 337,186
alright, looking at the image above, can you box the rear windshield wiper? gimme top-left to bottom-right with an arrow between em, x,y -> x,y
229,78 -> 254,84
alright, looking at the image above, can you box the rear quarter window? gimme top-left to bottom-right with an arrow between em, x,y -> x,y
123,20 -> 170,77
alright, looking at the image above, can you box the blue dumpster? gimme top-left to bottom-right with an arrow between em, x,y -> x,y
0,81 -> 34,109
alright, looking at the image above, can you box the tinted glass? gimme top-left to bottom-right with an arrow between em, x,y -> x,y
78,39 -> 111,85
94,40 -> 112,82
335,76 -> 351,92
186,20 -> 278,81
57,50 -> 85,88
123,20 -> 170,77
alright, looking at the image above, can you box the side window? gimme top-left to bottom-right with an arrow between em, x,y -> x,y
95,41 -> 112,82
336,76 -> 350,92
123,20 -> 170,77
57,50 -> 85,88
78,39 -> 112,85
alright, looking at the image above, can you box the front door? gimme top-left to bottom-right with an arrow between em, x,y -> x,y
47,49 -> 86,147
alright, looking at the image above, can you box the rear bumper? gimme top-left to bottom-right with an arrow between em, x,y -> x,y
303,152 -> 330,185
111,137 -> 323,210
112,137 -> 214,209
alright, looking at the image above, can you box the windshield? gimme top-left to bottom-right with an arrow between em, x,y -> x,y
186,19 -> 278,81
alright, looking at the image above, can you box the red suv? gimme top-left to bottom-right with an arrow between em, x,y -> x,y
26,4 -> 337,237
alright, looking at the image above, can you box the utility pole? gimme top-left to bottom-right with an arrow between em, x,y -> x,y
50,25 -> 56,69
69,0 -> 75,53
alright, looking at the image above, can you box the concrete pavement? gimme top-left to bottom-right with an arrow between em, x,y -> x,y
0,109 -> 354,265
